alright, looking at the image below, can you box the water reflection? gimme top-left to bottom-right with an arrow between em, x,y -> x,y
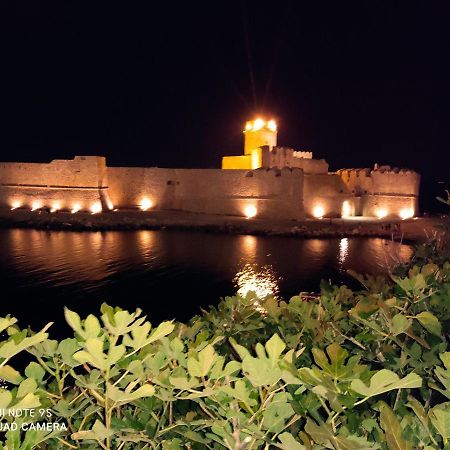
234,263 -> 280,299
339,238 -> 349,266
0,229 -> 415,329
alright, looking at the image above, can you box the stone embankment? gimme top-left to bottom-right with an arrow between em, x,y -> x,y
0,208 -> 446,242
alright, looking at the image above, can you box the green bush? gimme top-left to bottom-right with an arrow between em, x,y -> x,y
0,259 -> 450,449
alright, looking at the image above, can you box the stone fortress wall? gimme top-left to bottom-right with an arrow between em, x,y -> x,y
0,157 -> 305,220
0,156 -> 111,212
0,119 -> 420,221
337,167 -> 420,218
107,166 -> 304,220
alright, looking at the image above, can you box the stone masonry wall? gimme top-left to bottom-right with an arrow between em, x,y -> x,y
107,166 -> 305,220
0,156 -> 111,211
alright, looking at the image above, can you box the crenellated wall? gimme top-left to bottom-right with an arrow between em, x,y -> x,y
261,147 -> 329,173
337,166 -> 420,217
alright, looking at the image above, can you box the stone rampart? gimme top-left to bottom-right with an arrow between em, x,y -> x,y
337,167 -> 420,217
107,166 -> 305,220
303,173 -> 354,218
0,156 -> 110,211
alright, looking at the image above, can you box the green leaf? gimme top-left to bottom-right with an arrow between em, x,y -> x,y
58,338 -> 82,367
379,401 -> 413,450
106,383 -> 155,404
0,390 -> 12,409
265,334 -> 286,365
64,308 -> 82,334
0,325 -> 51,361
391,314 -> 412,336
277,432 -> 306,450
416,311 -> 442,336
25,361 -> 45,382
430,402 -> 450,441
305,419 -> 380,449
0,316 -> 18,333
17,377 -> 37,398
351,369 -> 421,399
71,419 -> 113,441
14,392 -> 41,409
0,365 -> 23,384
187,344 -> 216,377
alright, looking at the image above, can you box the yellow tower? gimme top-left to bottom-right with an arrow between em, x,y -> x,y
222,118 -> 277,170
244,118 -> 277,154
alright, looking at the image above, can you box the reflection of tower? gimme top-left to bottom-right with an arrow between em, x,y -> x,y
244,119 -> 277,155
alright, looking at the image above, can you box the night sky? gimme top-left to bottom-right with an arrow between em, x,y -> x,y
0,1 -> 448,212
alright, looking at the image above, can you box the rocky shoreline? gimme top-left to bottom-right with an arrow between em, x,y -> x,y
0,208 -> 446,242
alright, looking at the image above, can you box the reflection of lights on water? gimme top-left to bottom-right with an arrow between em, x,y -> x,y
339,238 -> 349,266
234,263 -> 280,308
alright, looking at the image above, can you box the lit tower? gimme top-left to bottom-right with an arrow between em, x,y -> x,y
221,117 -> 278,169
244,118 -> 277,155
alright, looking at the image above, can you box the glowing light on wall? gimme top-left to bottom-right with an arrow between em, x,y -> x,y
399,208 -> 414,220
90,203 -> 102,214
10,200 -> 21,210
341,201 -> 351,218
312,205 -> 325,219
71,203 -> 81,213
50,202 -> 61,213
106,199 -> 114,210
31,200 -> 42,211
244,205 -> 257,219
375,208 -> 388,219
139,198 -> 153,211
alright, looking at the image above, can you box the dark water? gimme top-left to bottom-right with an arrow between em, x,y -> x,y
0,229 -> 414,334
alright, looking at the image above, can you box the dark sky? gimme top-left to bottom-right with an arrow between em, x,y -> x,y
0,1 -> 448,210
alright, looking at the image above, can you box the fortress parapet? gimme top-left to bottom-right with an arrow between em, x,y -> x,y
337,166 -> 420,218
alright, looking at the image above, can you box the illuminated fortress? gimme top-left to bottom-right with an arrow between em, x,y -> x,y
0,119 -> 419,220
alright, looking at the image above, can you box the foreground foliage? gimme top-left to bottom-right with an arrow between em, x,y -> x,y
0,253 -> 450,449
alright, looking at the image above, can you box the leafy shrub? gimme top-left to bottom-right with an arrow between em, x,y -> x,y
0,260 -> 450,449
